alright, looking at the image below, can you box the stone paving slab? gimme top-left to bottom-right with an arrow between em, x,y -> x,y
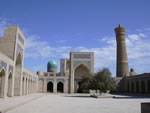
5,94 -> 150,113
0,93 -> 44,113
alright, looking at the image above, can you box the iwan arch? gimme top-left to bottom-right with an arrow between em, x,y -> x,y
38,52 -> 94,93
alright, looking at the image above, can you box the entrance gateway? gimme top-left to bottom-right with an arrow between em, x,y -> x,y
38,52 -> 94,93
47,82 -> 53,92
74,64 -> 90,93
57,82 -> 64,93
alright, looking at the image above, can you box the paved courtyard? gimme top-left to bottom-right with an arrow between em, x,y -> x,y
0,93 -> 150,113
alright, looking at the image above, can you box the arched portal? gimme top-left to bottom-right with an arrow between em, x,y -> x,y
7,72 -> 12,97
127,81 -> 129,92
136,81 -> 139,93
74,64 -> 90,93
25,78 -> 28,95
148,80 -> 150,93
28,79 -> 30,94
0,69 -> 5,97
141,81 -> 145,93
131,82 -> 134,93
22,77 -> 25,95
74,64 -> 90,79
47,82 -> 53,92
57,82 -> 64,93
14,53 -> 22,96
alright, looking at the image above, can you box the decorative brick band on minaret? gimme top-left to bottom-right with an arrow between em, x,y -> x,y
115,25 -> 129,77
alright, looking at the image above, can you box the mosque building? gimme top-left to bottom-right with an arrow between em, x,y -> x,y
0,25 -> 149,98
38,52 -> 94,93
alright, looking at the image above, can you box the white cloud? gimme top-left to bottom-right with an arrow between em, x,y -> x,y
25,30 -> 150,74
0,19 -> 150,74
0,18 -> 8,37
93,32 -> 150,74
25,35 -> 72,59
127,33 -> 150,59
25,34 -> 117,73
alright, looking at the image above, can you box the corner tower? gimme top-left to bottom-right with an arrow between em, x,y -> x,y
115,25 -> 129,77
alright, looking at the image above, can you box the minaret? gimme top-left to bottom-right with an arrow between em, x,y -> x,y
115,25 -> 129,77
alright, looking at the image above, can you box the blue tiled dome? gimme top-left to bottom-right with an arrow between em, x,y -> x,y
47,60 -> 57,72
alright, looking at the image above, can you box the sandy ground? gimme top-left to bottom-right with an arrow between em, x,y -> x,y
1,93 -> 149,113
0,93 -> 43,112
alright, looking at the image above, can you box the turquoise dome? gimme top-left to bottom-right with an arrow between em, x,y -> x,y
47,60 -> 57,72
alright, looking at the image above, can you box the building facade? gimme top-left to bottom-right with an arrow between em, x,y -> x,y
0,26 -> 95,97
115,25 -> 150,94
38,52 -> 94,93
0,25 -> 150,98
119,73 -> 150,94
0,26 -> 38,98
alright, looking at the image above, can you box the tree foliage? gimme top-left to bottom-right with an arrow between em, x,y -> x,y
78,68 -> 116,93
77,74 -> 93,93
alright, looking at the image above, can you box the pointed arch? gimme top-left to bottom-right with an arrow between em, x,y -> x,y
74,64 -> 90,79
25,78 -> 28,95
16,53 -> 22,65
74,64 -> 90,93
7,72 -> 13,97
47,81 -> 53,92
0,69 -> 6,97
141,81 -> 145,93
22,76 -> 25,95
57,82 -> 64,93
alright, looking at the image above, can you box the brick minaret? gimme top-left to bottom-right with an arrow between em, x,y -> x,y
115,25 -> 129,77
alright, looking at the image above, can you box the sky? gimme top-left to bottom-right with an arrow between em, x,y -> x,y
0,0 -> 150,76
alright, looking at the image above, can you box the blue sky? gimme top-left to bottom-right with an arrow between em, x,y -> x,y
0,0 -> 150,75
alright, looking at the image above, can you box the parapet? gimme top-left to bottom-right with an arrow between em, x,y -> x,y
114,24 -> 125,33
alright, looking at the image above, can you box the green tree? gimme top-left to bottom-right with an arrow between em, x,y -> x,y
78,74 -> 93,93
78,68 -> 116,93
92,68 -> 116,92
